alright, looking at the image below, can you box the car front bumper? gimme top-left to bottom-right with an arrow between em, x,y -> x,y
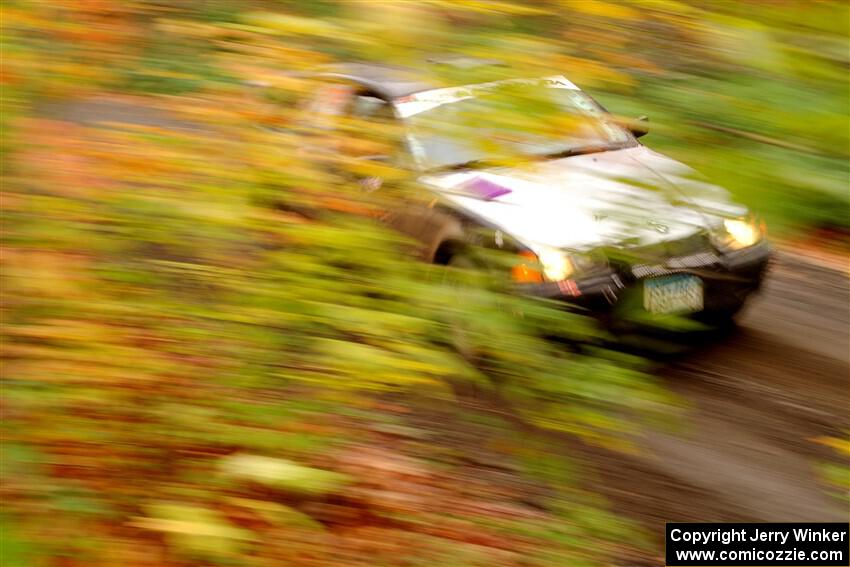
518,240 -> 772,318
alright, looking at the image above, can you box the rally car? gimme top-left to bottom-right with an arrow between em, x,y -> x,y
299,61 -> 771,324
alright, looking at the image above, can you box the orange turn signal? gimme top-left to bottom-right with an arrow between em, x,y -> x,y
512,251 -> 543,283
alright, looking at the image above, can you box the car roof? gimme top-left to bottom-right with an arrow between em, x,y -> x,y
320,63 -> 432,99
319,59 -> 508,100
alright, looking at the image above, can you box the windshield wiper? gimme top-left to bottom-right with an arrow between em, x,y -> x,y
543,141 -> 632,160
431,141 -> 634,172
437,158 -> 500,172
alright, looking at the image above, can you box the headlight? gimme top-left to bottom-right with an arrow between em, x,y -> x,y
723,218 -> 761,249
537,248 -> 575,281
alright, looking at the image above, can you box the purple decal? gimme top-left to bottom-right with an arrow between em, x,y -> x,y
461,176 -> 512,200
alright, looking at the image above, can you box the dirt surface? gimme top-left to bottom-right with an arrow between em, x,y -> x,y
584,250 -> 849,541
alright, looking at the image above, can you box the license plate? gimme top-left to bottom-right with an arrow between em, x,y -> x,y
643,275 -> 704,314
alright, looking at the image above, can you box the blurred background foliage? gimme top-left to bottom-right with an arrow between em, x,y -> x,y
1,1 -> 847,566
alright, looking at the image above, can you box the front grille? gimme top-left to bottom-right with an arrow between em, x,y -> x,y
605,231 -> 718,281
627,231 -> 712,260
631,252 -> 721,279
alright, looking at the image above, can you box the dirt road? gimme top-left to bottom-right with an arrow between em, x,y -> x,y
586,251 -> 849,539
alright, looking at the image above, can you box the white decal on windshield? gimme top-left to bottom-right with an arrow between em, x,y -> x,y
394,75 -> 579,118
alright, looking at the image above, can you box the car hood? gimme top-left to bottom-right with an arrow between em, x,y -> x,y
419,146 -> 747,251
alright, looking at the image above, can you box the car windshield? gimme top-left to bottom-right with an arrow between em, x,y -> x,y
396,78 -> 635,170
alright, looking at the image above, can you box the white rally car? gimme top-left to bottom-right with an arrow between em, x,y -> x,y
302,61 -> 770,324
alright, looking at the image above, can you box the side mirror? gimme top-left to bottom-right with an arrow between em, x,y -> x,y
630,115 -> 649,139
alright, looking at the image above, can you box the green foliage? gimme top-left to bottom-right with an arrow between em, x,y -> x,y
814,436 -> 850,505
218,454 -> 351,494
137,503 -> 254,560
